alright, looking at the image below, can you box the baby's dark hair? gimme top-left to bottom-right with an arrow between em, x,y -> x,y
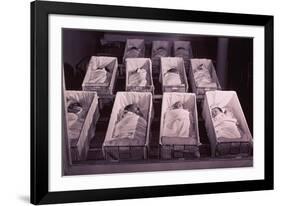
124,103 -> 144,117
167,67 -> 178,73
212,107 -> 223,113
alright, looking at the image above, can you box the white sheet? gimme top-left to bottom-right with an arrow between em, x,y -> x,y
103,92 -> 152,147
160,93 -> 200,145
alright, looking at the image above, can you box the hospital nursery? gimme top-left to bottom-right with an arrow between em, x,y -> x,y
62,29 -> 253,175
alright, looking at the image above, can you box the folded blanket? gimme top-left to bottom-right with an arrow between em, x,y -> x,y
213,112 -> 241,139
163,108 -> 190,138
164,72 -> 182,85
128,68 -> 148,86
88,68 -> 110,84
175,47 -> 190,58
107,111 -> 147,146
193,66 -> 216,88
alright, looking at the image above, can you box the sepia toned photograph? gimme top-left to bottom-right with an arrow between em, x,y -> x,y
62,28 -> 253,176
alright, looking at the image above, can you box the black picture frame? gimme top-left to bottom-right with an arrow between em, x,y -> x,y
31,0 -> 274,204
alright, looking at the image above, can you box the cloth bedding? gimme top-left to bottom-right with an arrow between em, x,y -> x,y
152,41 -> 170,59
124,39 -> 144,59
174,41 -> 192,59
126,58 -> 151,87
192,60 -> 217,88
212,109 -> 242,139
105,111 -> 147,146
161,57 -> 185,86
66,96 -> 91,145
85,56 -> 116,86
160,93 -> 199,146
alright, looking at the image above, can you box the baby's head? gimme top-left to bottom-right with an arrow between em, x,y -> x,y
211,107 -> 223,118
172,101 -> 183,109
197,64 -> 207,71
167,67 -> 179,74
124,103 -> 143,117
67,101 -> 82,114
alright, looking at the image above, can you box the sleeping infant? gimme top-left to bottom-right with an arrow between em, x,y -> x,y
193,63 -> 216,87
154,47 -> 168,58
66,100 -> 84,139
112,104 -> 147,141
126,47 -> 141,58
163,67 -> 182,86
128,67 -> 148,86
89,66 -> 111,84
175,47 -> 190,58
163,101 -> 191,138
211,107 -> 241,139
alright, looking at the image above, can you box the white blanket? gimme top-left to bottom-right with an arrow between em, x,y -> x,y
164,72 -> 182,85
89,68 -> 109,84
213,112 -> 241,139
193,67 -> 216,87
163,108 -> 190,138
128,68 -> 148,86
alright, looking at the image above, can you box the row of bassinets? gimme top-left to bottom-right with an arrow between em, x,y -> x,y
81,55 -> 220,98
65,90 -> 253,162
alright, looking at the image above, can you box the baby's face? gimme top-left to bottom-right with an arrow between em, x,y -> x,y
172,101 -> 183,109
168,68 -> 179,74
211,108 -> 222,118
125,104 -> 142,117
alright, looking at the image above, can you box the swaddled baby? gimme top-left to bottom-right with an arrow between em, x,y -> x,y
89,66 -> 111,84
125,46 -> 142,58
163,67 -> 182,86
163,101 -> 191,138
128,66 -> 148,86
154,47 -> 168,59
211,107 -> 241,139
175,47 -> 190,58
66,100 -> 84,139
112,104 -> 147,142
193,63 -> 216,87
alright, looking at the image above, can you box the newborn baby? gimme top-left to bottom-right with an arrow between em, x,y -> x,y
66,100 -> 84,139
175,47 -> 190,58
125,46 -> 141,58
163,67 -> 182,85
153,47 -> 168,58
128,67 -> 148,86
89,66 -> 111,84
193,63 -> 216,87
211,107 -> 241,139
113,103 -> 147,140
163,101 -> 191,138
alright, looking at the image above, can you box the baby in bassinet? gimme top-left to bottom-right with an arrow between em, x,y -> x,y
108,104 -> 147,146
193,63 -> 217,88
128,66 -> 148,86
163,101 -> 191,138
175,47 -> 190,58
125,46 -> 142,58
154,47 -> 168,58
163,67 -> 182,86
211,107 -> 242,139
88,66 -> 111,85
66,100 -> 86,140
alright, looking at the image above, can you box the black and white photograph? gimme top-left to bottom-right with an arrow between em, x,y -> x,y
62,28 -> 254,175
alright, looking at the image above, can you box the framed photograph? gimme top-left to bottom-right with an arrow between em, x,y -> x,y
31,0 -> 274,204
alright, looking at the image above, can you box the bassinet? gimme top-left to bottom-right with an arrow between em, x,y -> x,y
160,57 -> 188,92
151,40 -> 171,67
123,39 -> 145,63
202,91 -> 253,157
160,93 -> 201,159
102,92 -> 153,161
82,56 -> 118,95
65,91 -> 100,161
189,58 -> 221,100
125,58 -> 154,93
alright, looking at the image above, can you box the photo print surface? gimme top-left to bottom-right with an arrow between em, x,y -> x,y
62,28 -> 253,176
